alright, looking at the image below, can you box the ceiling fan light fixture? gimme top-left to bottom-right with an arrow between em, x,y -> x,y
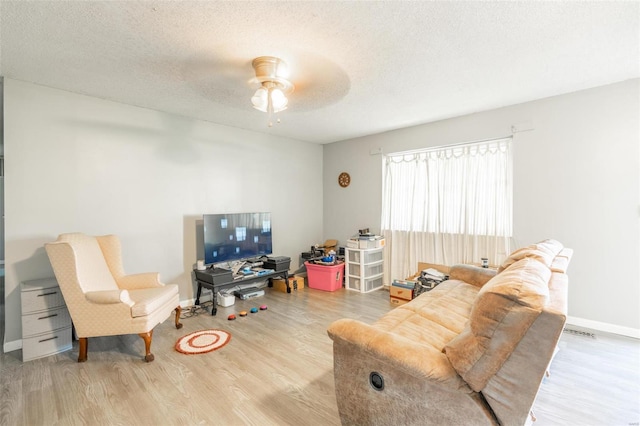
251,56 -> 294,125
251,87 -> 268,111
270,88 -> 288,111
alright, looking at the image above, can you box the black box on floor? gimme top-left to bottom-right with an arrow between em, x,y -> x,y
194,267 -> 233,285
263,256 -> 291,272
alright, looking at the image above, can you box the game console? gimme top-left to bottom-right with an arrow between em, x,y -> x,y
234,287 -> 265,300
263,256 -> 291,272
194,267 -> 233,285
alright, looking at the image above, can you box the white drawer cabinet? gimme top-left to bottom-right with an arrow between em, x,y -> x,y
345,247 -> 384,293
21,278 -> 72,361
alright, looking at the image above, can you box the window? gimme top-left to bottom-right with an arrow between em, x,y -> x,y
235,227 -> 247,242
381,137 -> 513,281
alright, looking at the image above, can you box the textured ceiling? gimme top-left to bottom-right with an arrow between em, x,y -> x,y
0,1 -> 638,144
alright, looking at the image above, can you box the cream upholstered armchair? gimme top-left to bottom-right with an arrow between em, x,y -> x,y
45,233 -> 182,362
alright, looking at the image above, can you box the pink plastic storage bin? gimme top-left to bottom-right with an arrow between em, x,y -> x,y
305,261 -> 344,291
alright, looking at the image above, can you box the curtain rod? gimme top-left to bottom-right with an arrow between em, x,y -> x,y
386,135 -> 513,157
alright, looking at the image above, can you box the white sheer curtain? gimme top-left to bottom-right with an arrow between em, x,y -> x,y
381,137 -> 513,283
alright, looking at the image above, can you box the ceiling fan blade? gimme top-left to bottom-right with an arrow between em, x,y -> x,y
287,53 -> 351,112
181,50 -> 351,112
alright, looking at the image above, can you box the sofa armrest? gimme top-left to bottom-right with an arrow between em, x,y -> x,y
85,289 -> 134,306
117,272 -> 163,290
327,318 -> 468,390
449,264 -> 496,288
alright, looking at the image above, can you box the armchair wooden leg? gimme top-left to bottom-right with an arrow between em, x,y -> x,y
175,306 -> 183,329
78,337 -> 88,362
139,331 -> 154,362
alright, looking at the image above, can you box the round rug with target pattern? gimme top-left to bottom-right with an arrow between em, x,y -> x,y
175,329 -> 231,355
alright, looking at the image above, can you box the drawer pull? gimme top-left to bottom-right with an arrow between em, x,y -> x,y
38,336 -> 58,343
37,291 -> 58,297
38,313 -> 58,320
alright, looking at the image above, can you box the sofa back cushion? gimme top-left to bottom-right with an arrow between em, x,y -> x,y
497,239 -> 563,273
444,257 -> 551,391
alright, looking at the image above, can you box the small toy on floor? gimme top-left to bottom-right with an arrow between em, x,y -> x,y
259,304 -> 268,310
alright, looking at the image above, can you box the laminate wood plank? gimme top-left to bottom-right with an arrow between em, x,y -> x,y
1,286 -> 638,425
0,363 -> 23,425
534,327 -> 640,425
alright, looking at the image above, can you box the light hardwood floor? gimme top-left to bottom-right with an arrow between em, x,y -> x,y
1,285 -> 638,425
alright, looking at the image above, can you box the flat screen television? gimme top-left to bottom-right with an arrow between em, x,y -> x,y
203,212 -> 272,266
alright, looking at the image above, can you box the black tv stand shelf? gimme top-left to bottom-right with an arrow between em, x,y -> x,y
194,266 -> 289,316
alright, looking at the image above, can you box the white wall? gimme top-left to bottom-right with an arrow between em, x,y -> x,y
1,78 -> 4,263
3,79 -> 323,350
324,79 -> 640,334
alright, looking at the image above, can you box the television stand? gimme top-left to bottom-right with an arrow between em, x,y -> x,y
194,267 -> 289,315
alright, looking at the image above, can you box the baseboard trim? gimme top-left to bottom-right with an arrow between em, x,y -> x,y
566,316 -> 640,339
180,292 -> 214,308
3,339 -> 22,353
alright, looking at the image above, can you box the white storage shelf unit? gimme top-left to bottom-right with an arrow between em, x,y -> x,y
345,247 -> 384,293
21,278 -> 72,362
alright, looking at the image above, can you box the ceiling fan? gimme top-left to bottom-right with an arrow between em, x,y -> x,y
181,50 -> 351,121
249,56 -> 295,127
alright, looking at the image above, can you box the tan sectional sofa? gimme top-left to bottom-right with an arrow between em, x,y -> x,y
327,240 -> 573,426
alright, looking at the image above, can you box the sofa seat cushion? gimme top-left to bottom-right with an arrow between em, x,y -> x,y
444,258 -> 551,391
374,280 -> 480,352
497,239 -> 563,273
129,285 -> 179,318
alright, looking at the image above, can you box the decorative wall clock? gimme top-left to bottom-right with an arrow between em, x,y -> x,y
338,172 -> 351,188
